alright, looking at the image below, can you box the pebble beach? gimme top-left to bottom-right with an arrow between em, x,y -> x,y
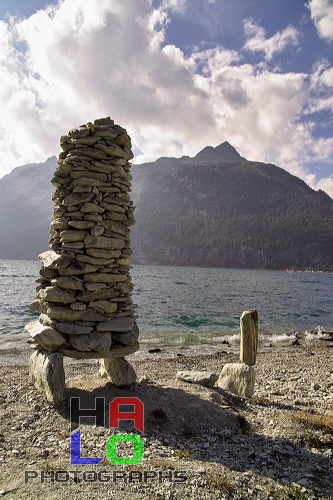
0,342 -> 332,499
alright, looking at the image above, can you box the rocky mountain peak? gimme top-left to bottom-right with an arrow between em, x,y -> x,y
193,141 -> 246,163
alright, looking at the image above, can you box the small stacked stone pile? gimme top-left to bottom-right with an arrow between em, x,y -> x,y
176,310 -> 258,398
217,310 -> 258,397
25,117 -> 139,402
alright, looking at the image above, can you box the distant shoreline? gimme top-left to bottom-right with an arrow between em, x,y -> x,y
0,335 -> 331,366
1,257 -> 333,273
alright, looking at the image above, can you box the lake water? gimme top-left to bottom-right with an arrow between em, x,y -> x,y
0,260 -> 332,358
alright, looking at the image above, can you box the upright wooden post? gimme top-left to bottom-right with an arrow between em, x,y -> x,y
240,309 -> 258,366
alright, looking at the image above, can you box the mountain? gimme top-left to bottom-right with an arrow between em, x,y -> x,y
0,144 -> 332,270
132,142 -> 245,203
0,156 -> 56,260
193,141 -> 246,163
130,144 -> 333,270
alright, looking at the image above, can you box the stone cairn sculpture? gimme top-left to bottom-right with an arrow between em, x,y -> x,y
176,310 -> 258,398
25,117 -> 139,404
217,310 -> 258,398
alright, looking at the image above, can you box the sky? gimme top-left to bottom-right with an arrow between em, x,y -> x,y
0,0 -> 332,196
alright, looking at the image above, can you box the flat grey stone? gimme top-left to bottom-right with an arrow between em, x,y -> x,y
83,273 -> 127,283
176,371 -> 218,387
38,250 -> 72,269
55,322 -> 93,335
62,192 -> 94,206
86,248 -> 121,259
59,342 -> 139,359
39,286 -> 75,304
89,300 -> 117,314
68,220 -> 95,229
51,277 -> 84,291
47,306 -> 84,321
29,299 -> 43,313
76,288 -> 118,302
25,320 -> 67,346
75,254 -> 114,266
111,323 -> 139,346
96,317 -> 135,332
81,308 -> 108,322
84,235 -> 125,250
68,332 -> 112,352
60,229 -> 86,242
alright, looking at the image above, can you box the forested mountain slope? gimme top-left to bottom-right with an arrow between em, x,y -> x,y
131,144 -> 333,270
0,143 -> 332,270
0,157 -> 56,260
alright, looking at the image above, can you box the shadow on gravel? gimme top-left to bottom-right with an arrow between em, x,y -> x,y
54,377 -> 333,497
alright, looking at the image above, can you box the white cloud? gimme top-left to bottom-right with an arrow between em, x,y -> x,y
307,0 -> 333,42
310,59 -> 333,90
305,60 -> 333,115
243,18 -> 300,60
161,0 -> 187,13
0,0 -> 217,169
316,175 -> 333,196
320,66 -> 333,87
311,137 -> 333,159
0,0 -> 331,197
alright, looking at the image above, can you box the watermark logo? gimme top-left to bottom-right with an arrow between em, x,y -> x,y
70,397 -> 144,465
24,396 -> 188,485
25,469 -> 188,484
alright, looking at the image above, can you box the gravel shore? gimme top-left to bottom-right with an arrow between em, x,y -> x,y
0,343 -> 332,499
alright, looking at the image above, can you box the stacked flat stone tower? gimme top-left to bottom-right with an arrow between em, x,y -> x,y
25,117 -> 139,403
